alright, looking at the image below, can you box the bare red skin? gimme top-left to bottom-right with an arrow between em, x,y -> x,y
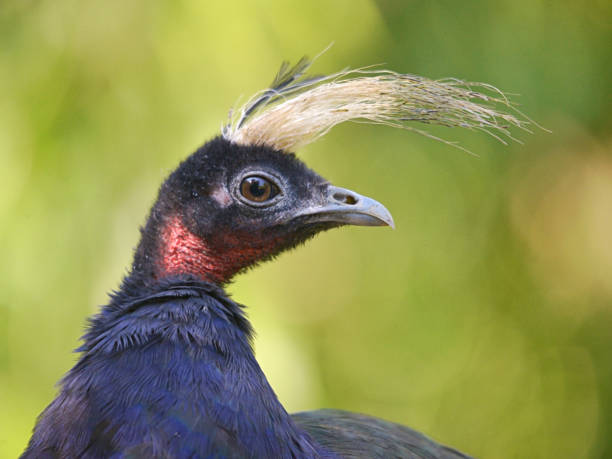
158,216 -> 272,284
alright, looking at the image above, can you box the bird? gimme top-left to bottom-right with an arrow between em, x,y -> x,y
22,57 -> 529,458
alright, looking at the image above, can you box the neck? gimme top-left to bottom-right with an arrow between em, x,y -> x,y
79,277 -> 329,457
132,212 -> 263,286
158,215 -> 228,284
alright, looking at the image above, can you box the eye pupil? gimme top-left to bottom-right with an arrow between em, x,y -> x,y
240,175 -> 279,204
249,178 -> 267,197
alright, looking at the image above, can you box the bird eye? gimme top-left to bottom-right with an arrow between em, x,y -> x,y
239,176 -> 280,204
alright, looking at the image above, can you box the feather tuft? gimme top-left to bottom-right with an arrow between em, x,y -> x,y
223,57 -> 538,153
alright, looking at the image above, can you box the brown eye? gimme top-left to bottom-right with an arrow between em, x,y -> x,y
240,176 -> 279,203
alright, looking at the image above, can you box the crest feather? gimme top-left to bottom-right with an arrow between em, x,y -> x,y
223,57 -> 537,153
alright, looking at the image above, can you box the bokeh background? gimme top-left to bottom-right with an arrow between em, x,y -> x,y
1,1 -> 611,457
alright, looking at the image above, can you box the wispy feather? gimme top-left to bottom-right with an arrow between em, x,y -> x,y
223,57 -> 538,154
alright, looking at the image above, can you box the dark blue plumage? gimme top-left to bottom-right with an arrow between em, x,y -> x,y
23,276 -> 332,458
293,410 -> 470,459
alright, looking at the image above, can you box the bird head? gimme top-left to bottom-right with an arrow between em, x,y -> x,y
132,57 -> 530,286
137,137 -> 393,285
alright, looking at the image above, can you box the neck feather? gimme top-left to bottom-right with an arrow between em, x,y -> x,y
77,278 -> 330,457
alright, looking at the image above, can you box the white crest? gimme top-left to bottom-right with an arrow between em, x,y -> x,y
223,57 -> 536,154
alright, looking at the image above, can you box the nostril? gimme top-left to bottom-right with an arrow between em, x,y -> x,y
333,192 -> 358,205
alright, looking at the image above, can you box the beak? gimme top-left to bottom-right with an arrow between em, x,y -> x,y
296,185 -> 395,229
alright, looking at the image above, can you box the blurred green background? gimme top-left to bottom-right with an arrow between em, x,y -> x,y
1,1 -> 611,457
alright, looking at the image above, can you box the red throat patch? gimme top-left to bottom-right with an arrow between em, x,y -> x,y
158,216 -> 274,284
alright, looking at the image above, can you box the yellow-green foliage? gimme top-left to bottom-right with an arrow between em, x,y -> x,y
1,1 -> 611,458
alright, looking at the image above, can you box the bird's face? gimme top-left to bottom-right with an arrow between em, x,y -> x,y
152,137 -> 393,284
